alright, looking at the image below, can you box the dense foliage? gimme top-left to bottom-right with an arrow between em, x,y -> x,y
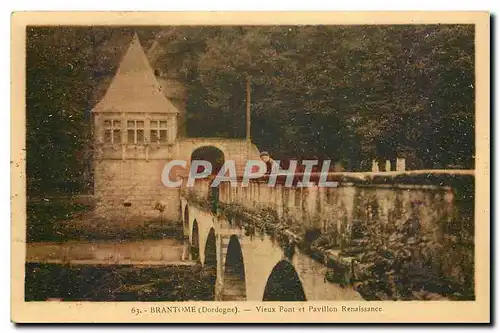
26,27 -> 158,194
26,25 -> 475,194
155,25 -> 474,169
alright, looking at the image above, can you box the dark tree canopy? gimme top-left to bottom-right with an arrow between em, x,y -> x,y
26,27 -> 159,195
26,25 -> 474,195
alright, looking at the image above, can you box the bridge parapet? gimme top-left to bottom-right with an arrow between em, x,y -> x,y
213,170 -> 475,300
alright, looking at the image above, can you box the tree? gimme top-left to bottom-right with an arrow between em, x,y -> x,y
26,25 -> 475,197
26,27 -> 159,195
153,25 -> 474,169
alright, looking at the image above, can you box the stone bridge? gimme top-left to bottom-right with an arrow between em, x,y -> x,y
181,200 -> 364,301
179,170 -> 475,301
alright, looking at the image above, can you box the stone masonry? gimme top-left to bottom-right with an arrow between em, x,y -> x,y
92,34 -> 259,221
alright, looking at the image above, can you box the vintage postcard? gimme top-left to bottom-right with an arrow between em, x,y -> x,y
11,12 -> 490,323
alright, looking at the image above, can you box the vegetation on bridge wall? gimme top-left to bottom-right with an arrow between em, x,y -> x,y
211,177 -> 474,301
314,184 -> 474,300
351,189 -> 474,300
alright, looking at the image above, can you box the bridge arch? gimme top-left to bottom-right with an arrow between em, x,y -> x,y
204,228 -> 217,299
177,138 -> 261,179
183,205 -> 190,236
262,260 -> 307,301
222,235 -> 247,301
190,145 -> 225,175
191,219 -> 200,261
204,228 -> 217,268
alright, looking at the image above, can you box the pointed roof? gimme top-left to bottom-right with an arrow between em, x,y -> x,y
92,34 -> 179,114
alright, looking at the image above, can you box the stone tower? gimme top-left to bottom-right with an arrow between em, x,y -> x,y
91,34 -> 182,221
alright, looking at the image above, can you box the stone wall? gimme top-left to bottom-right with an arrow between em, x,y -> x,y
176,138 -> 261,175
211,171 -> 474,299
93,137 -> 263,222
94,159 -> 181,221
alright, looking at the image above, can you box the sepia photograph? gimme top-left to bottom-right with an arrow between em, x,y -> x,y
11,12 -> 490,323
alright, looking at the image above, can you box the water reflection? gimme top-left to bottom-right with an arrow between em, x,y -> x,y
26,238 -> 195,264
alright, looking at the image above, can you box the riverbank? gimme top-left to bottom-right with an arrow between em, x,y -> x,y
27,197 -> 184,242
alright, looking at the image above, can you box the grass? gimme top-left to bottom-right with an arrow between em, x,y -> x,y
26,198 -> 184,242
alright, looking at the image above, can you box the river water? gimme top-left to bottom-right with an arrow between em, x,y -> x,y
25,237 -> 361,301
25,238 -> 217,301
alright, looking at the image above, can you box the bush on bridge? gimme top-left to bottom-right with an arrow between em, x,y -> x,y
354,211 -> 473,301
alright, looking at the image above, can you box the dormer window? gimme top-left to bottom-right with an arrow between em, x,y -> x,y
127,120 -> 145,144
103,120 -> 121,144
150,120 -> 168,144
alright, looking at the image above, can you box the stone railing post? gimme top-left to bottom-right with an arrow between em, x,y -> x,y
385,160 -> 391,172
396,158 -> 406,171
